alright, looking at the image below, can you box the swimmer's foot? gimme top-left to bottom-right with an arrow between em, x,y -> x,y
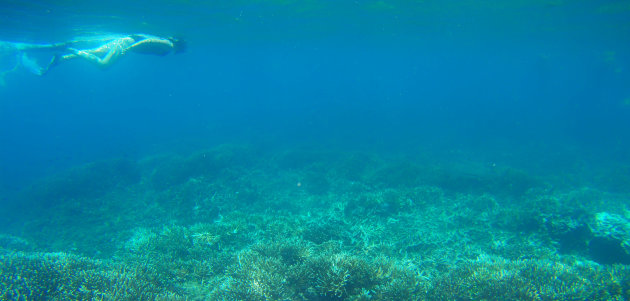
41,55 -> 60,75
50,55 -> 61,67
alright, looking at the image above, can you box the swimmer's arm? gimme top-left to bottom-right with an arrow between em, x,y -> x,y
13,41 -> 68,51
129,34 -> 153,40
85,46 -> 110,56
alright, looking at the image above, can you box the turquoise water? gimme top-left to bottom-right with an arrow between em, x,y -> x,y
1,1 -> 630,300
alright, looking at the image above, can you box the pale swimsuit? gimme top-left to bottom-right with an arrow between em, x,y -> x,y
58,34 -> 176,68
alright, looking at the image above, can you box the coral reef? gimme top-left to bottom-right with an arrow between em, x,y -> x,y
428,254 -> 630,300
1,145 -> 630,300
0,251 -> 184,300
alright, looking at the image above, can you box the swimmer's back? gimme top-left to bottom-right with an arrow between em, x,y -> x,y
129,35 -> 173,56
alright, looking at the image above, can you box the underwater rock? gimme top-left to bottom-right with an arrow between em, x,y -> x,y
588,212 -> 630,264
369,163 -> 425,188
543,214 -> 591,256
21,158 -> 141,204
0,234 -> 31,252
302,171 -> 331,195
147,145 -> 255,190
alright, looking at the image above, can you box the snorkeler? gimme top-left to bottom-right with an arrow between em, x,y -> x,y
46,34 -> 186,72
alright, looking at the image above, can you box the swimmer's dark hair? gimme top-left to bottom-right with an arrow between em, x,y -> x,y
168,36 -> 187,54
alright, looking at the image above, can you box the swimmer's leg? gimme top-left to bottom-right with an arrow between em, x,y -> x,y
21,53 -> 44,75
68,47 -> 118,67
41,47 -> 114,74
40,54 -> 64,75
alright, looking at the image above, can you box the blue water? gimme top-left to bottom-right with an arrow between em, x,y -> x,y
1,1 -> 630,299
2,1 -> 628,189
